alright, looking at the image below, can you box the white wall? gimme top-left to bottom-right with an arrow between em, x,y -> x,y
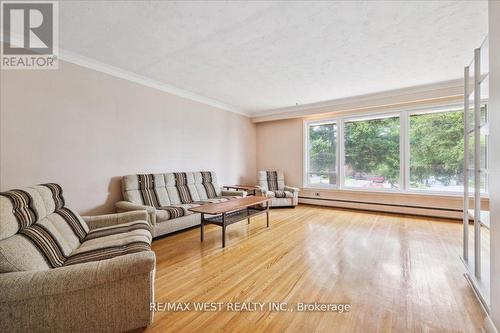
256,118 -> 303,187
488,1 -> 500,330
254,97 -> 487,218
0,60 -> 257,215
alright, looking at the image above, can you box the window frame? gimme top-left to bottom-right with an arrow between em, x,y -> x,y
304,119 -> 339,188
406,105 -> 468,195
341,112 -> 402,192
303,103 -> 487,196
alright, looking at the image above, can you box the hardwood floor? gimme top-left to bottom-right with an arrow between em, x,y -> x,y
147,205 -> 485,333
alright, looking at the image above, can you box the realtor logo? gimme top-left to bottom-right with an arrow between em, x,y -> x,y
1,1 -> 58,69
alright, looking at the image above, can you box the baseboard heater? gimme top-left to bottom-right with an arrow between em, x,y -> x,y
298,196 -> 463,219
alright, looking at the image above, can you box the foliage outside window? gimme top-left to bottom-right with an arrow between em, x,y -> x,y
304,106 -> 488,194
307,122 -> 337,185
344,116 -> 400,189
409,110 -> 464,191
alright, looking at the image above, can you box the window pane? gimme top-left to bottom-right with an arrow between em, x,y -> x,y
409,110 -> 464,191
469,104 -> 488,193
308,122 -> 337,185
465,106 -> 487,194
344,116 -> 400,189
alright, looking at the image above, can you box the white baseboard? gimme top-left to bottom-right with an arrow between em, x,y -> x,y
299,197 -> 462,219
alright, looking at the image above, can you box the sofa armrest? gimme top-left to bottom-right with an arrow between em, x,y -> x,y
255,187 -> 268,197
0,251 -> 155,302
115,201 -> 156,225
221,190 -> 247,197
82,210 -> 150,230
284,186 -> 300,193
0,251 -> 155,332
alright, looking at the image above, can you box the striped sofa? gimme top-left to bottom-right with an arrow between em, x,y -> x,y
115,171 -> 247,237
257,171 -> 299,207
0,184 -> 155,333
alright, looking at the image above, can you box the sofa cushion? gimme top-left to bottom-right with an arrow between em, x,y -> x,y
195,171 -> 218,199
194,171 -> 222,199
84,220 -> 152,242
123,174 -> 171,207
266,190 -> 294,198
65,231 -> 151,266
155,196 -> 244,221
173,172 -> 195,203
0,184 -> 90,272
156,204 -> 199,222
137,174 -> 169,207
258,171 -> 285,191
154,196 -> 243,223
0,184 -> 87,240
0,235 -> 50,272
267,171 -> 279,191
64,218 -> 153,266
122,171 -> 223,207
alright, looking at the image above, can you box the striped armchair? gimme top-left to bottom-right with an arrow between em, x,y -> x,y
257,171 -> 299,207
0,184 -> 155,333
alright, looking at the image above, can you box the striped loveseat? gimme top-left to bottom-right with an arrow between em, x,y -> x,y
115,171 -> 247,237
257,171 -> 299,207
0,184 -> 155,333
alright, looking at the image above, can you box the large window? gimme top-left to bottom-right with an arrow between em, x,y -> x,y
409,110 -> 464,192
303,105 -> 489,195
344,115 -> 400,189
306,121 -> 337,185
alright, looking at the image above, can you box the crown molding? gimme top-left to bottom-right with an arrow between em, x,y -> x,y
1,33 -> 248,116
484,315 -> 499,333
3,35 -> 464,121
250,79 -> 464,123
57,49 -> 249,116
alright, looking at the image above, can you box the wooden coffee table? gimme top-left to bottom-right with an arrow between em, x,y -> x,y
189,196 -> 271,248
223,184 -> 261,196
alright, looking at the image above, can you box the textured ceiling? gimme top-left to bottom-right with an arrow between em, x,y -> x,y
59,1 -> 488,115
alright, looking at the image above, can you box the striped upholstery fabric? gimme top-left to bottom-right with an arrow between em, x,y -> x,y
156,197 -> 238,221
84,221 -> 152,241
120,171 -> 247,230
174,172 -> 193,204
156,206 -> 186,220
0,189 -> 38,229
44,183 -> 65,209
56,207 -> 87,241
122,171 -> 227,208
258,171 -> 298,207
273,190 -> 288,198
137,174 -> 161,207
0,184 -> 90,268
201,171 -> 217,198
0,184 -> 152,270
44,183 -> 88,241
266,171 -> 279,191
64,242 -> 150,266
20,223 -> 66,268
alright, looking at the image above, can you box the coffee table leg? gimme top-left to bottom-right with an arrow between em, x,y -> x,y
200,213 -> 204,242
222,212 -> 226,248
247,207 -> 250,224
266,201 -> 270,228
